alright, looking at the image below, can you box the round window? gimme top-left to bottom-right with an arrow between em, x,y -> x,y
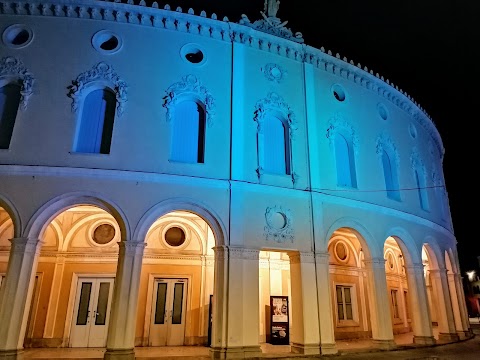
331,84 -> 346,102
180,44 -> 206,65
2,24 -> 33,48
409,123 -> 417,139
377,103 -> 388,120
92,30 -> 122,54
93,223 -> 116,245
164,227 -> 186,247
335,242 -> 348,261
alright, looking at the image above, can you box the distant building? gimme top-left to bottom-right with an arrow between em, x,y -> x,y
0,1 -> 472,359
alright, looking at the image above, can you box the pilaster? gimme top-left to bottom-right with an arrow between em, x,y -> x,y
104,241 -> 145,360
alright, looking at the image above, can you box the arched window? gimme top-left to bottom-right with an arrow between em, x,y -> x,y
263,114 -> 290,175
171,100 -> 206,163
0,83 -> 21,149
334,133 -> 357,188
382,150 -> 400,201
74,89 -> 116,154
414,168 -> 429,211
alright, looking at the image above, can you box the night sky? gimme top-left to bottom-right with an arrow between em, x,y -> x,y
150,1 -> 476,271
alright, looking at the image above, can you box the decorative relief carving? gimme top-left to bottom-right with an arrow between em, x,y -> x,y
163,74 -> 215,126
0,56 -> 34,110
67,62 -> 128,117
262,63 -> 287,83
376,132 -> 400,165
325,113 -> 359,155
410,147 -> 426,175
264,206 -> 294,243
254,92 -> 297,136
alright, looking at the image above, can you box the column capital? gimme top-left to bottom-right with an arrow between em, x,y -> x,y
314,251 -> 330,265
118,241 -> 146,255
289,251 -> 315,264
405,263 -> 425,274
212,245 -> 228,260
9,237 -> 42,254
229,247 -> 259,260
429,268 -> 448,277
363,257 -> 386,269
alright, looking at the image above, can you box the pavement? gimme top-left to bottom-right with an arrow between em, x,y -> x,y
22,322 -> 480,360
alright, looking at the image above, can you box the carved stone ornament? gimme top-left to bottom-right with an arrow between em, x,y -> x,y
254,92 -> 297,136
163,74 -> 216,127
263,63 -> 287,83
0,56 -> 34,110
67,62 -> 128,117
325,113 -> 359,155
410,147 -> 425,174
238,0 -> 304,43
263,206 -> 294,243
375,132 -> 399,164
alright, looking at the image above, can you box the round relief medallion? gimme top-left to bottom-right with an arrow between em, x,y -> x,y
267,211 -> 287,230
93,223 -> 116,245
335,242 -> 348,261
164,226 -> 186,247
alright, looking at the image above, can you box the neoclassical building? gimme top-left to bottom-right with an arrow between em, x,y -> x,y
0,1 -> 472,359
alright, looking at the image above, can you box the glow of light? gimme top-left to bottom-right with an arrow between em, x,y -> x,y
467,270 -> 476,281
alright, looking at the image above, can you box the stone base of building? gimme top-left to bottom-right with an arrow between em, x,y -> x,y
413,335 -> 436,345
0,350 -> 24,360
372,339 -> 396,350
104,348 -> 135,360
438,332 -> 460,342
290,342 -> 320,355
320,342 -> 338,355
457,330 -> 474,340
210,346 -> 262,359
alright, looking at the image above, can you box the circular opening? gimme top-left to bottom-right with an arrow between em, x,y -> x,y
180,44 -> 206,65
409,123 -> 417,138
332,84 -> 346,102
93,223 -> 116,245
2,24 -> 33,48
92,30 -> 122,54
270,212 -> 287,230
335,242 -> 348,261
164,227 -> 186,247
377,103 -> 388,120
185,50 -> 204,64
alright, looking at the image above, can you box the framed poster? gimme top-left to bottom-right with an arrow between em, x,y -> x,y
269,295 -> 289,345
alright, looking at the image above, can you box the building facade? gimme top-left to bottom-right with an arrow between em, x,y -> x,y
0,0 -> 472,359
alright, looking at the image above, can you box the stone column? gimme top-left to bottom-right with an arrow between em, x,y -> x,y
314,252 -> 337,355
405,264 -> 435,345
104,241 -> 145,360
364,258 -> 395,349
0,237 -> 42,360
288,252 -> 320,355
210,247 -> 261,359
429,268 -> 459,342
43,254 -> 66,340
451,273 -> 472,338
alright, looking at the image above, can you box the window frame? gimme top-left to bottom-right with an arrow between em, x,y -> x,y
333,282 -> 359,327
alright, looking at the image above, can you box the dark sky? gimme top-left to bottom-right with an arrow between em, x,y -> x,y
155,1 -> 477,271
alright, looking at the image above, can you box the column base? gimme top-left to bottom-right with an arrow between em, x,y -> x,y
438,332 -> 460,342
0,350 -> 24,360
210,346 -> 262,359
104,348 -> 135,360
413,335 -> 436,345
372,339 -> 396,350
320,342 -> 338,355
290,342 -> 320,355
457,330 -> 474,340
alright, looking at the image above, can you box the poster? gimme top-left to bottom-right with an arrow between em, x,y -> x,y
269,296 -> 289,345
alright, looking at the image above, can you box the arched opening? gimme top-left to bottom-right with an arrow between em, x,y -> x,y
262,114 -> 291,175
0,205 -> 14,289
0,83 -> 21,149
328,229 -> 371,340
139,210 -> 215,347
382,150 -> 400,201
334,133 -> 357,188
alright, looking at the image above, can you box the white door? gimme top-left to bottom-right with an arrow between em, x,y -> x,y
70,277 -> 114,347
149,278 -> 187,346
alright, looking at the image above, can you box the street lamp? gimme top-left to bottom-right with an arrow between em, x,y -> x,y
467,270 -> 476,281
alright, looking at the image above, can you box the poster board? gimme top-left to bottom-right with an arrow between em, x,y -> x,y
269,295 -> 289,345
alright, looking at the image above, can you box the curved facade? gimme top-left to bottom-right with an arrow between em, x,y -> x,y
0,1 -> 472,359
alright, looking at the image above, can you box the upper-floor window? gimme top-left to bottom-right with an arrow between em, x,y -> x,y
334,133 -> 357,188
0,83 -> 21,149
74,88 -> 116,154
414,168 -> 429,211
170,100 -> 206,163
382,149 -> 401,201
336,285 -> 354,321
262,114 -> 291,175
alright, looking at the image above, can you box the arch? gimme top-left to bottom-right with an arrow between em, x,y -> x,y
384,227 -> 422,265
24,192 -> 130,241
324,217 -> 379,259
134,198 -> 226,247
0,193 -> 22,238
422,239 -> 445,270
376,134 -> 400,201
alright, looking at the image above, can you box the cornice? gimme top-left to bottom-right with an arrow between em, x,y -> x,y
0,0 -> 443,157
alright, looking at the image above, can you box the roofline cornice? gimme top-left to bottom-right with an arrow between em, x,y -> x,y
0,0 -> 444,157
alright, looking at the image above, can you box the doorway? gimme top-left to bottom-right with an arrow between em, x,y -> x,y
70,277 -> 114,347
149,278 -> 187,346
